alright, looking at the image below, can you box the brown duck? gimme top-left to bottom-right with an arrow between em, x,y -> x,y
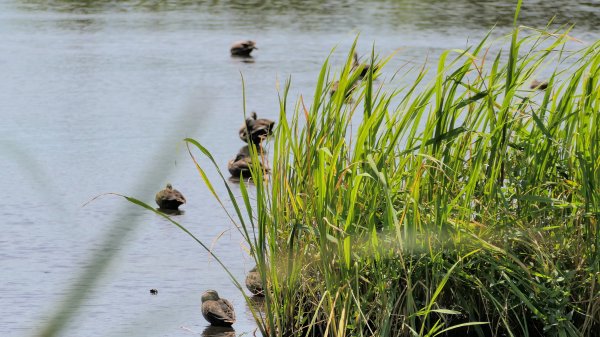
155,183 -> 186,210
228,153 -> 252,178
230,40 -> 257,57
530,79 -> 548,90
228,152 -> 269,178
352,52 -> 371,78
245,266 -> 264,296
201,290 -> 236,327
238,112 -> 275,145
329,80 -> 358,99
352,52 -> 376,79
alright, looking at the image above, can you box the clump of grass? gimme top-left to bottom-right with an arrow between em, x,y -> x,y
164,9 -> 599,337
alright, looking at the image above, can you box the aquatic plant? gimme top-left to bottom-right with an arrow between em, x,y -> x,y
182,7 -> 599,337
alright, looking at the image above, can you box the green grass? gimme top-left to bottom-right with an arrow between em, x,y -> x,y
179,18 -> 600,337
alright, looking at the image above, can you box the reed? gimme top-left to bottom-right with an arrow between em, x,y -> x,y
147,12 -> 598,337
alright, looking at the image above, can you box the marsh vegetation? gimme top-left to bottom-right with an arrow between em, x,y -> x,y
185,13 -> 599,337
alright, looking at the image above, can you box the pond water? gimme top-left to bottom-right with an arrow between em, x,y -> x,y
1,1 -> 599,336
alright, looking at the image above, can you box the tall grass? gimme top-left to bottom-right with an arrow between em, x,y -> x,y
179,20 -> 598,337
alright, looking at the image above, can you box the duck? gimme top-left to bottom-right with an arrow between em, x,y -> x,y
228,153 -> 252,178
230,40 -> 257,57
238,112 -> 275,145
155,183 -> 186,210
227,152 -> 269,178
330,81 -> 340,96
201,290 -> 236,327
245,266 -> 264,296
352,52 -> 376,79
530,79 -> 548,90
329,80 -> 357,100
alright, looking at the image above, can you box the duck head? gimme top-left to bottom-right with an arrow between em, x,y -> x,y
201,290 -> 221,302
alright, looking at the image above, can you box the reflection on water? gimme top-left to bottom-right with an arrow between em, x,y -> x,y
201,325 -> 236,337
157,208 -> 185,216
243,296 -> 266,326
231,55 -> 256,64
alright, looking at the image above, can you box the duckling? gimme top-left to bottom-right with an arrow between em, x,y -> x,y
245,266 -> 264,296
238,112 -> 275,145
230,40 -> 257,57
155,183 -> 186,210
201,290 -> 236,327
530,79 -> 548,90
352,52 -> 376,79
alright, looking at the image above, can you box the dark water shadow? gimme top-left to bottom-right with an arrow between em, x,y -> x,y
156,208 -> 185,216
228,176 -> 255,184
201,325 -> 236,337
228,174 -> 270,184
231,55 -> 256,63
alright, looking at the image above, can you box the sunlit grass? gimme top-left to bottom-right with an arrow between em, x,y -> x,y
181,13 -> 599,337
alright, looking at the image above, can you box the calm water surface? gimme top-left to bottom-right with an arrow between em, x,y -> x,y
1,1 -> 599,336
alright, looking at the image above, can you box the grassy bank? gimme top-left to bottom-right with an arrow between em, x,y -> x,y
183,14 -> 600,337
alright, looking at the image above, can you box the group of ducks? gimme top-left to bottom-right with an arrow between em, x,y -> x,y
227,112 -> 275,179
228,40 -> 275,179
229,39 -> 374,99
201,266 -> 264,327
153,113 -> 275,210
154,40 -> 270,328
155,41 -> 550,330
152,40 -> 269,211
153,191 -> 266,328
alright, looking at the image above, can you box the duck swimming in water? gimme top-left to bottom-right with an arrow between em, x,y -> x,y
230,40 -> 257,57
228,153 -> 252,178
155,183 -> 186,210
352,52 -> 377,79
239,112 -> 275,145
201,290 -> 236,327
227,150 -> 269,179
245,266 -> 264,296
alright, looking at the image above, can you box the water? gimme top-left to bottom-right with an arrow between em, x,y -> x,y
1,1 -> 598,336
